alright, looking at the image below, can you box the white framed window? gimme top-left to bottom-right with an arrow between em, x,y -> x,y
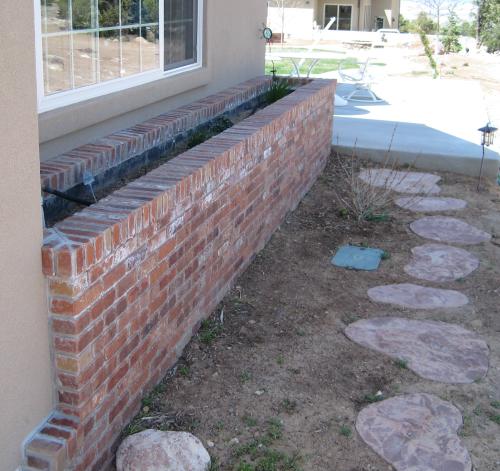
35,0 -> 203,112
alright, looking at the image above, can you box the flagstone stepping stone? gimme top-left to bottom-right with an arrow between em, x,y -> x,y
367,283 -> 469,309
356,393 -> 472,471
358,169 -> 441,194
395,196 -> 467,212
345,317 -> 489,383
331,245 -> 385,271
404,243 -> 479,282
410,216 -> 491,245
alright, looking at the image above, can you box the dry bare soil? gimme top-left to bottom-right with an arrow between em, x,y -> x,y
121,154 -> 500,471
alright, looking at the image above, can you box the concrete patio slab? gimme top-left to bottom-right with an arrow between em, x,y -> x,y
331,78 -> 500,179
356,393 -> 472,471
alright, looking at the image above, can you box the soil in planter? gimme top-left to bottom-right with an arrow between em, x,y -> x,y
116,153 -> 500,470
43,81 -> 295,228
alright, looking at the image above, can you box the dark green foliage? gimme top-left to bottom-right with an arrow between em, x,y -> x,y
187,131 -> 209,149
415,12 -> 439,34
266,78 -> 292,105
477,0 -> 500,52
441,12 -> 463,53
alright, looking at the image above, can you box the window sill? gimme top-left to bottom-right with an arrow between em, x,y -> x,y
39,65 -> 212,144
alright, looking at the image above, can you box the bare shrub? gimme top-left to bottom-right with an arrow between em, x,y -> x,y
332,132 -> 431,222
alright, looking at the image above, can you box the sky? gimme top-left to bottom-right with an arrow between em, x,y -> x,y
400,0 -> 477,21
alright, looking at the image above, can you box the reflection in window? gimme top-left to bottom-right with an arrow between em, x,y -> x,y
40,0 -> 160,95
164,0 -> 197,70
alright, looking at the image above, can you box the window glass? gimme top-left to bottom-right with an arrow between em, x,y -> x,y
39,0 -> 199,101
164,0 -> 197,70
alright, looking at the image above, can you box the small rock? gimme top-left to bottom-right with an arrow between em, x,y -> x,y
116,429 -> 210,471
207,440 -> 215,448
255,390 -> 265,396
249,320 -> 256,325
229,437 -> 240,446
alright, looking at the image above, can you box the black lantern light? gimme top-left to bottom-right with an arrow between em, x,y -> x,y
479,122 -> 497,147
477,122 -> 497,191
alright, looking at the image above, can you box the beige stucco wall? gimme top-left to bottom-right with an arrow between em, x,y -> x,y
0,1 -> 54,470
39,0 -> 267,160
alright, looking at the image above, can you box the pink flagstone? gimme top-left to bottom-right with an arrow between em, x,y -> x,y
356,393 -> 472,471
345,317 -> 489,383
367,283 -> 469,309
395,196 -> 467,212
358,169 -> 441,194
410,216 -> 491,245
404,243 -> 479,282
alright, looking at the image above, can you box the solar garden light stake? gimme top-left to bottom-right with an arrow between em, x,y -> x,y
477,122 -> 497,191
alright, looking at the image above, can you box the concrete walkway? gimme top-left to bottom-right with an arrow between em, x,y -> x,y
327,77 -> 500,180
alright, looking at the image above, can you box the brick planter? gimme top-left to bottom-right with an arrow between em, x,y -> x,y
28,77 -> 336,470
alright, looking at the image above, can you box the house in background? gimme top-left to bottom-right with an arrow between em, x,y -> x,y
267,0 -> 401,39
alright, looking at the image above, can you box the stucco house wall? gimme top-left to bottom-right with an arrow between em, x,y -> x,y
0,2 -> 53,470
0,0 -> 266,469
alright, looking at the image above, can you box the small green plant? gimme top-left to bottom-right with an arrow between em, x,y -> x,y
199,318 -> 223,345
338,208 -> 349,218
364,212 -> 389,222
488,413 -> 500,425
178,365 -> 190,377
363,393 -> 384,404
490,400 -> 500,409
242,414 -> 258,427
280,398 -> 297,414
340,425 -> 352,438
381,250 -> 391,260
266,418 -> 283,441
240,370 -> 252,383
276,354 -> 284,366
395,358 -> 408,369
208,456 -> 221,471
211,116 -> 233,133
266,77 -> 292,104
187,130 -> 209,149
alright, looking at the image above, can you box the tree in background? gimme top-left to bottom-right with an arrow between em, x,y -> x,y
415,11 -> 439,33
476,0 -> 500,52
441,11 -> 463,51
399,14 -> 411,32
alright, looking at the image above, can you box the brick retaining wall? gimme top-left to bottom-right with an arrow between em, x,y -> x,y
26,77 -> 336,470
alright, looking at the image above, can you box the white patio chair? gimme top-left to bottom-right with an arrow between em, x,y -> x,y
338,57 -> 383,103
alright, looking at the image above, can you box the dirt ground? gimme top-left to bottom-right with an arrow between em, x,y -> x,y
121,154 -> 500,471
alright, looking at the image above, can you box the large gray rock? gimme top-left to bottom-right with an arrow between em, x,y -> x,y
116,430 -> 211,471
395,196 -> 467,212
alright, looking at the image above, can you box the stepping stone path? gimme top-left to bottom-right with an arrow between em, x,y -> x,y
367,283 -> 469,309
404,243 -> 479,282
356,393 -> 472,471
350,167 -> 490,469
395,196 -> 467,212
345,317 -> 489,383
410,216 -> 491,245
358,169 -> 441,194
